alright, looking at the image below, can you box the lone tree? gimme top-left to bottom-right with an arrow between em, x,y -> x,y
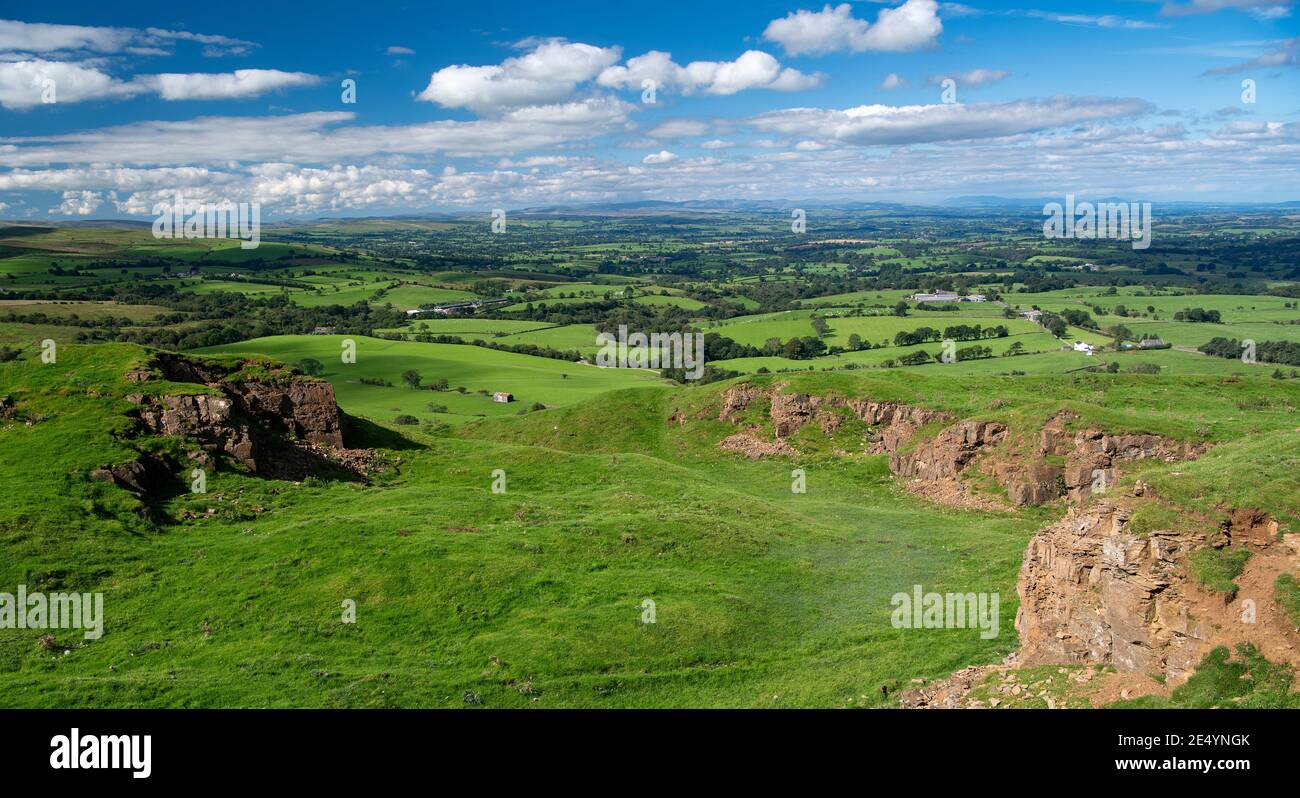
401,369 -> 422,389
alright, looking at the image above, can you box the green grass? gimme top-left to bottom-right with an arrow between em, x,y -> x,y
195,335 -> 669,424
1113,644 -> 1300,708
1187,547 -> 1252,598
0,343 -> 1043,707
1275,574 -> 1300,629
3,339 -> 1298,708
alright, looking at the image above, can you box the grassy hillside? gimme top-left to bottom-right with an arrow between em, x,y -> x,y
0,342 -> 1045,708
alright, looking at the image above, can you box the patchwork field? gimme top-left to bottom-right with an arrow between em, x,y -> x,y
196,335 -> 666,424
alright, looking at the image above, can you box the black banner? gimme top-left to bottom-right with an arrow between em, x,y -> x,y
2,709 -> 1282,784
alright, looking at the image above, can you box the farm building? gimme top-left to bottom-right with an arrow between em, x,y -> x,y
911,291 -> 960,303
493,392 -> 514,403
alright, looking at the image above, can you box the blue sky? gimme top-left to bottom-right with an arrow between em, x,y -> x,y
0,0 -> 1296,218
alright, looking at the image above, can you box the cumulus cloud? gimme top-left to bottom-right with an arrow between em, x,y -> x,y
0,60 -> 141,109
700,139 -> 735,149
417,39 -> 621,113
8,114 -> 1297,215
642,150 -> 679,163
929,69 -> 1010,87
138,69 -> 319,100
52,190 -> 103,215
598,49 -> 820,95
747,96 -> 1154,146
0,62 -> 320,108
763,0 -> 942,56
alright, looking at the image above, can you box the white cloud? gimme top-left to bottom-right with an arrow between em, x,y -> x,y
0,20 -> 134,53
144,28 -> 257,57
417,39 -> 621,113
763,1 -> 943,56
1026,12 -> 1162,29
8,114 -> 1297,215
598,49 -> 820,95
0,61 -> 318,108
0,166 -> 222,191
0,60 -> 141,109
0,99 -> 634,167
880,72 -> 907,90
701,139 -> 735,149
138,69 -> 319,100
386,45 -> 415,55
642,150 -> 679,164
0,19 -> 256,57
747,96 -> 1155,146
52,190 -> 103,215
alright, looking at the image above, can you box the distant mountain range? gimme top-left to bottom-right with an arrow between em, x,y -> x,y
7,197 -> 1297,227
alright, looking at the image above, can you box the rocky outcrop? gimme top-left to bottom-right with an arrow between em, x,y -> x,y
1035,413 -> 1210,504
889,420 -> 1006,481
1015,501 -> 1209,681
714,384 -> 949,452
224,380 -> 343,448
90,453 -> 174,497
712,384 -> 1207,512
115,353 -> 369,484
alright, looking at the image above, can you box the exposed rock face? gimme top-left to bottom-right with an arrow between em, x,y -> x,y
225,380 -> 343,448
889,420 -> 1006,481
712,384 -> 1207,511
1035,413 -> 1210,504
1015,501 -> 1209,681
116,352 -> 363,484
90,453 -> 173,497
132,351 -> 343,447
715,384 -> 949,451
995,462 -> 1063,506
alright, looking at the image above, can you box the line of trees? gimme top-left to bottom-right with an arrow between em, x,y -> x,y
1199,337 -> 1300,366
